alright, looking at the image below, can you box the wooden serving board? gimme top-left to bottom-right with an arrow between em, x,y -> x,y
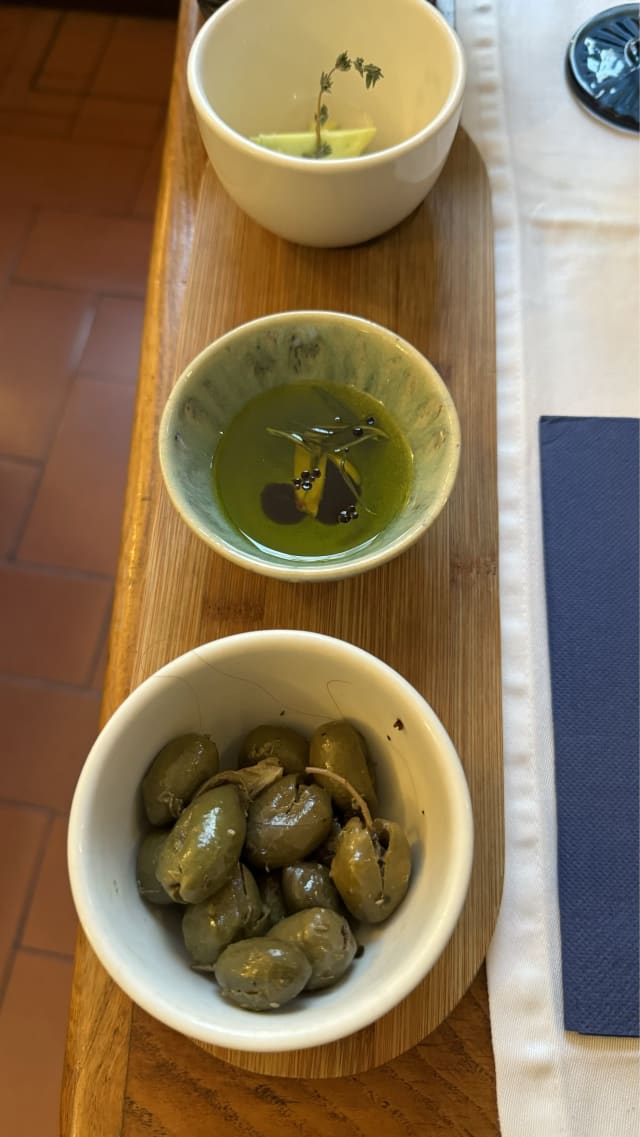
125,126 -> 503,1079
64,120 -> 502,1137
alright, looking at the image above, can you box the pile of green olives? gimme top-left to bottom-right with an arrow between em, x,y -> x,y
135,721 -> 412,1012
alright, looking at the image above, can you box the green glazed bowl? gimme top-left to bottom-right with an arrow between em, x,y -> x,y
159,311 -> 460,581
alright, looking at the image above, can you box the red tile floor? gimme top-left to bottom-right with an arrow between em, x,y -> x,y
0,7 -> 176,1133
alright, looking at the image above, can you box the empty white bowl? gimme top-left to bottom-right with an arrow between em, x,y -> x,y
68,630 -> 474,1053
187,0 -> 466,246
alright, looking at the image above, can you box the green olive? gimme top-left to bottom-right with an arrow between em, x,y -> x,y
142,733 -> 219,826
309,721 -> 378,815
281,862 -> 342,915
250,872 -> 287,935
156,784 -> 246,904
330,816 -> 411,924
239,724 -> 309,775
312,817 -> 343,867
214,937 -> 312,1011
135,830 -> 175,906
245,775 -> 333,870
194,758 -> 283,805
270,907 -> 357,991
182,864 -> 263,969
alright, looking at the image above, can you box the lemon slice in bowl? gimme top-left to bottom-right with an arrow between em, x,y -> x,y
250,125 -> 377,159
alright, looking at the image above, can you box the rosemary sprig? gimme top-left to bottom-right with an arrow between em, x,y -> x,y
313,51 -> 383,158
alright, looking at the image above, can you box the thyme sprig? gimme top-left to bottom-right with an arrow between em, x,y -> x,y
265,422 -> 387,453
313,51 -> 383,158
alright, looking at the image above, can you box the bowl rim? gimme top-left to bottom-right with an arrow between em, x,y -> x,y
158,309 -> 461,582
186,0 -> 467,172
67,629 -> 474,1052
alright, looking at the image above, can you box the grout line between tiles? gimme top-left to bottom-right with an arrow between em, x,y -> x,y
0,944 -> 76,1016
85,10 -> 118,101
0,810 -> 55,1007
0,197 -> 153,226
123,84 -> 171,215
0,111 -> 77,144
2,553 -> 114,585
0,797 -> 61,817
71,369 -> 142,385
86,589 -> 115,690
3,466 -> 44,565
11,272 -> 149,301
1,275 -> 95,302
0,800 -> 52,818
0,951 -> 18,1015
1,204 -> 39,282
19,943 -> 76,966
5,448 -> 49,534
32,10 -> 114,104
0,280 -> 98,529
5,299 -> 99,559
28,10 -> 65,94
0,454 -> 40,469
36,86 -> 168,111
0,671 -> 104,696
1,276 -> 150,308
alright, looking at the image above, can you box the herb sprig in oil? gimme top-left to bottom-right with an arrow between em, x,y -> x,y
313,52 -> 383,158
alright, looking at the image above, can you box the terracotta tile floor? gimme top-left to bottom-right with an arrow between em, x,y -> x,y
0,7 -> 176,1134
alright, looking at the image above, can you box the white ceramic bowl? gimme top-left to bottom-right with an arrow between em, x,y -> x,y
68,631 -> 473,1053
187,0 -> 466,246
158,310 -> 461,582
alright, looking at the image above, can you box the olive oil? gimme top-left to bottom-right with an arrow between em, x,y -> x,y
213,383 -> 412,560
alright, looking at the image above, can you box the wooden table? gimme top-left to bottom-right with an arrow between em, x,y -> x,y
61,2 -> 503,1132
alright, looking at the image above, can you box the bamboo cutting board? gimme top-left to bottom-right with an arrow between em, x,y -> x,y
114,126 -> 503,1079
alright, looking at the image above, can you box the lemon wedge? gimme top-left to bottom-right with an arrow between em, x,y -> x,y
250,125 -> 376,159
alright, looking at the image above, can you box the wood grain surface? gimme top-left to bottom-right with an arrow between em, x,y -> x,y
61,0 -> 503,1130
122,969 -> 499,1137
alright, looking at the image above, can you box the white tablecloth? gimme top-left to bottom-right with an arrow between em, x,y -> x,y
456,1 -> 640,1133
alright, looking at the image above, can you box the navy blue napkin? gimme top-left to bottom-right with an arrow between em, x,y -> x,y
539,416 -> 639,1037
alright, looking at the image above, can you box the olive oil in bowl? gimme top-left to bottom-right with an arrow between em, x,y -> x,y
213,383 -> 413,562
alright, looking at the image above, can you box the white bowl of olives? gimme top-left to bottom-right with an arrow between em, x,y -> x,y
187,0 -> 466,246
68,631 -> 473,1052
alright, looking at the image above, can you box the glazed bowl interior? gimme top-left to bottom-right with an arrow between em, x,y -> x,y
190,0 -> 463,154
68,631 -> 474,1053
159,312 -> 460,581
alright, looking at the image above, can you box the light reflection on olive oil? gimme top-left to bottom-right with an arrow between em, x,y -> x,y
212,383 -> 413,560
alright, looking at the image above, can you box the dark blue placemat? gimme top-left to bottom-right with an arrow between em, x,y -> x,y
539,416 -> 639,1037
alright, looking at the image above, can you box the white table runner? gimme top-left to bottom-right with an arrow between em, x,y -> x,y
456,1 -> 640,1133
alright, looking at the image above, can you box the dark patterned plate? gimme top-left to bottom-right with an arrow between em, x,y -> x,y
566,5 -> 640,132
